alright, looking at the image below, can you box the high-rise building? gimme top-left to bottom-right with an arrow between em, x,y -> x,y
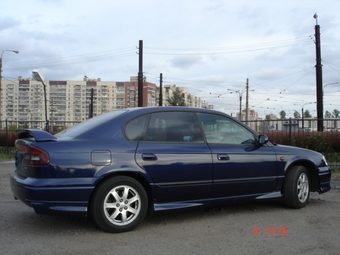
163,84 -> 213,109
2,77 -> 118,130
124,76 -> 158,107
1,76 -> 210,131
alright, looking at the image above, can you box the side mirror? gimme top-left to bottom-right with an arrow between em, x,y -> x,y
258,134 -> 269,145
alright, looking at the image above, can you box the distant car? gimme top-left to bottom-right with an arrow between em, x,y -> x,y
10,107 -> 331,233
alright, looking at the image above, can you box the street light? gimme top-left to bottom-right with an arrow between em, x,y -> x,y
324,82 -> 339,88
323,82 -> 339,120
228,87 -> 254,121
228,88 -> 246,121
323,82 -> 339,96
0,49 -> 19,126
32,69 -> 49,132
294,102 -> 316,130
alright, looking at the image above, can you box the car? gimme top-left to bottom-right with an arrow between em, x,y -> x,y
10,106 -> 331,233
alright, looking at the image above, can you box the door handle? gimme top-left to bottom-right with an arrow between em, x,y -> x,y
217,154 -> 230,161
141,153 -> 158,161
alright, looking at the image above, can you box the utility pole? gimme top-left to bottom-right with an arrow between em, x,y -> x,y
239,93 -> 242,121
314,14 -> 324,131
159,73 -> 163,106
138,40 -> 143,107
245,78 -> 249,123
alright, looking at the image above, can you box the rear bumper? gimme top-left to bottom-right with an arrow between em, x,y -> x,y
10,172 -> 96,216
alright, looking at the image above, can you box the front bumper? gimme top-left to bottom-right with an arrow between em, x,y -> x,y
318,166 -> 332,193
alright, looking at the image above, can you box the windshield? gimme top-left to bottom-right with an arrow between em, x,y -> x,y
55,110 -> 127,138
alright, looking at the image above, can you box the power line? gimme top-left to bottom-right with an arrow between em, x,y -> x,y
7,47 -> 136,69
144,36 -> 313,55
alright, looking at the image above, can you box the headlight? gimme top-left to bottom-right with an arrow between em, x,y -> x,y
322,155 -> 328,166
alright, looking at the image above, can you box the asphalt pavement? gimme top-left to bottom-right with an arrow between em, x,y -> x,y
1,160 -> 340,255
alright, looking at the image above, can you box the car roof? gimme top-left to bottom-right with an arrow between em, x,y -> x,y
123,106 -> 224,115
56,106 -> 243,139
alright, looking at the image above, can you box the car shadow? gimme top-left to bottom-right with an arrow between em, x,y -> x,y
9,197 -> 324,234
142,199 -> 287,227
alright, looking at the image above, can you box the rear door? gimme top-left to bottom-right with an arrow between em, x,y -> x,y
133,111 -> 213,203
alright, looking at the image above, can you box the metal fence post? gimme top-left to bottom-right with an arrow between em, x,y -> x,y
289,118 -> 292,145
5,119 -> 8,154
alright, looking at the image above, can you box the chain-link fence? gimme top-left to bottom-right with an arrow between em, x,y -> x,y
0,120 -> 80,158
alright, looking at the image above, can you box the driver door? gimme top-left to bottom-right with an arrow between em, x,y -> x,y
196,113 -> 278,197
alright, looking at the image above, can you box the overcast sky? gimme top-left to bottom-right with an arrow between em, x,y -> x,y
1,0 -> 340,118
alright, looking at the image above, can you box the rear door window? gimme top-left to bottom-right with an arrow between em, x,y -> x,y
145,111 -> 204,143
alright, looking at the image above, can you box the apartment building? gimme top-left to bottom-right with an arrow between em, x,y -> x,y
1,77 -> 118,130
1,76 -> 210,130
124,76 -> 158,107
163,84 -> 212,109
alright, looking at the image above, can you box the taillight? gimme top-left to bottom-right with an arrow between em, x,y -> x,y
16,142 -> 49,166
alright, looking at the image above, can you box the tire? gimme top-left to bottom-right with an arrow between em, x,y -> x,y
283,165 -> 310,209
91,176 -> 148,233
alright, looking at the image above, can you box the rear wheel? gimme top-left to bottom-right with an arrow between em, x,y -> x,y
91,176 -> 148,233
283,165 -> 310,209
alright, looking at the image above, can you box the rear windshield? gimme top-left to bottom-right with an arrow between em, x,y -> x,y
55,110 -> 127,138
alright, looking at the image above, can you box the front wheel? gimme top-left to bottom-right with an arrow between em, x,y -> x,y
283,165 -> 310,209
91,176 -> 148,233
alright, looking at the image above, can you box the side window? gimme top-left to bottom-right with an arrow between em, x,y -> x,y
125,114 -> 149,141
145,112 -> 203,142
197,113 -> 255,144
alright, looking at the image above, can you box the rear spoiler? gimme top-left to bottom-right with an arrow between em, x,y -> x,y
16,129 -> 57,142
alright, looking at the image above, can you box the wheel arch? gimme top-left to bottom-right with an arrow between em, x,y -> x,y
88,171 -> 155,216
283,160 -> 319,192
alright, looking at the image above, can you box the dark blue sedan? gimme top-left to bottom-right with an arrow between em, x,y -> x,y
10,107 -> 331,233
